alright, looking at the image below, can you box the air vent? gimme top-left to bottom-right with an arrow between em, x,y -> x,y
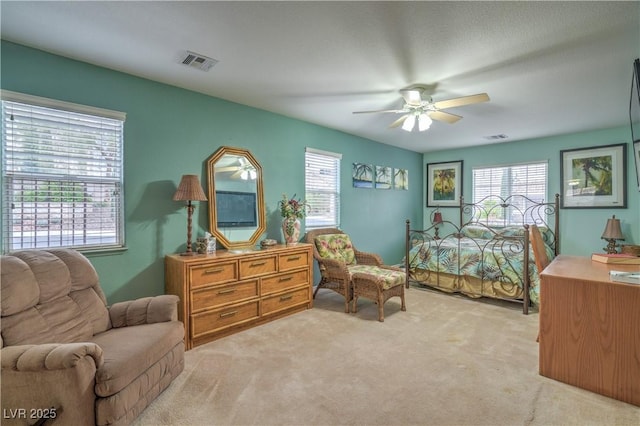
179,51 -> 218,72
484,134 -> 509,140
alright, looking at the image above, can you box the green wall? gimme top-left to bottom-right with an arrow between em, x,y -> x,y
423,127 -> 640,256
1,41 -> 423,303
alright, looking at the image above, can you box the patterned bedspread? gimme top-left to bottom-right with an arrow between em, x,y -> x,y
407,234 -> 550,305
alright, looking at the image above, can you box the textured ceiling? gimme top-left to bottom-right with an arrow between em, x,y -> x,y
1,1 -> 639,153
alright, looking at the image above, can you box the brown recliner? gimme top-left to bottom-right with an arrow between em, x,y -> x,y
1,249 -> 185,426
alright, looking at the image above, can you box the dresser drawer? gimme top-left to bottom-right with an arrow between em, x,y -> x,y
262,287 -> 309,316
191,280 -> 259,312
239,255 -> 277,278
190,300 -> 259,339
190,261 -> 238,288
278,249 -> 310,271
261,269 -> 309,295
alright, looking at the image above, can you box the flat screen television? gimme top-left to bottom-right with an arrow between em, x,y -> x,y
216,190 -> 257,228
630,58 -> 640,143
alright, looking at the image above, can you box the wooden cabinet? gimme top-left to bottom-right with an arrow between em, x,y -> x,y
539,255 -> 640,406
165,244 -> 313,349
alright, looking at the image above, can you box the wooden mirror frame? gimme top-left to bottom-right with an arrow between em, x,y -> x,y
206,146 -> 266,249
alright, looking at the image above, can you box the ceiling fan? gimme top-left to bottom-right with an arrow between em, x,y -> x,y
216,157 -> 257,180
353,87 -> 490,132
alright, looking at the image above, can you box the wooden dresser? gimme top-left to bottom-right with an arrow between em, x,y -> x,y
539,255 -> 640,406
165,244 -> 313,349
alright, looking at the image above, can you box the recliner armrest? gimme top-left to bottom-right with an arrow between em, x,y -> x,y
1,342 -> 104,371
109,294 -> 179,328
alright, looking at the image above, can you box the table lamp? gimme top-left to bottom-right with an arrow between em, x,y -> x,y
173,174 -> 208,256
601,214 -> 624,254
432,210 -> 443,240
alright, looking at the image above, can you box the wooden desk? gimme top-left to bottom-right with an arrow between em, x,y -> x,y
539,255 -> 640,406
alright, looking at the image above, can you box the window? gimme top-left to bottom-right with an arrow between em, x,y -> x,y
1,91 -> 125,252
472,161 -> 547,225
305,147 -> 341,229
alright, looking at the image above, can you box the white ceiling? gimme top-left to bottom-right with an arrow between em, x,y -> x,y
2,1 -> 639,153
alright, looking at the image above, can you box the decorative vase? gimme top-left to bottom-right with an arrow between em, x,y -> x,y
282,217 -> 301,245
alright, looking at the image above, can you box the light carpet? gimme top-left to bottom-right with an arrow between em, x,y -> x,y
134,287 -> 639,426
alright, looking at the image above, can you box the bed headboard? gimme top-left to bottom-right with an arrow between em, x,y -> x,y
459,194 -> 560,256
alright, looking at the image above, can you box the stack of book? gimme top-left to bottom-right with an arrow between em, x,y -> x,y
609,270 -> 640,284
591,253 -> 640,265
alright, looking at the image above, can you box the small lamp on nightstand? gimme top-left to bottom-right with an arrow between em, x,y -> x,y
173,174 -> 208,256
432,210 -> 444,240
601,215 -> 624,254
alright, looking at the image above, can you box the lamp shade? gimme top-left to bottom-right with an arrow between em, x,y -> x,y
432,211 -> 443,225
173,175 -> 207,201
601,215 -> 624,240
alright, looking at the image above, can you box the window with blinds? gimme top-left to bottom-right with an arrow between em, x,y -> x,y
1,91 -> 125,252
472,161 -> 548,225
305,147 -> 341,229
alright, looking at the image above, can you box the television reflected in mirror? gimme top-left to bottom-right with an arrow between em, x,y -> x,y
215,190 -> 257,228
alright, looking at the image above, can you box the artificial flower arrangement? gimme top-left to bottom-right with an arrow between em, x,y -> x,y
278,193 -> 308,220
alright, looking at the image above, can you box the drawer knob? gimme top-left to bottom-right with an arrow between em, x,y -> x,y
279,276 -> 293,282
287,256 -> 301,261
250,261 -> 267,267
280,294 -> 293,302
217,288 -> 236,295
219,310 -> 238,318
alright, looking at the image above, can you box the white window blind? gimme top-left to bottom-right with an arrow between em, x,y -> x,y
472,161 -> 547,225
1,92 -> 125,252
305,148 -> 341,229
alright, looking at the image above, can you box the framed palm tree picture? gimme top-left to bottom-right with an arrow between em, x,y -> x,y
560,143 -> 627,208
352,163 -> 373,188
426,161 -> 463,207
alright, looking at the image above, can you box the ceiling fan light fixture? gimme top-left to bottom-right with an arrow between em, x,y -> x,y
418,113 -> 432,131
402,115 -> 416,131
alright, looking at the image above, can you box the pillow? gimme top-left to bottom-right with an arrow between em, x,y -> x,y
460,225 -> 494,240
497,226 -> 526,238
314,234 -> 356,265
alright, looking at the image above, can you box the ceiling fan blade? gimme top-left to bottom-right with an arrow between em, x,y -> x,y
389,115 -> 409,128
216,166 -> 239,172
428,110 -> 462,124
433,93 -> 490,110
400,89 -> 423,106
353,109 -> 404,114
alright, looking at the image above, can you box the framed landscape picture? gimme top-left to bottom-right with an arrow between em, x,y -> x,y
426,161 -> 462,207
394,168 -> 408,190
560,143 -> 627,208
375,165 -> 392,189
352,163 -> 373,188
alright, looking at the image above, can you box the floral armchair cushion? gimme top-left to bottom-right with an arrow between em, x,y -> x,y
314,234 -> 357,265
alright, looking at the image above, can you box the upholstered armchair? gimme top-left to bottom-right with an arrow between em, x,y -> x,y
305,228 -> 406,320
1,249 -> 185,426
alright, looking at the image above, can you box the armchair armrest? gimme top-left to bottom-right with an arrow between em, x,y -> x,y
1,342 -> 104,371
109,294 -> 179,328
317,257 -> 351,281
354,250 -> 383,266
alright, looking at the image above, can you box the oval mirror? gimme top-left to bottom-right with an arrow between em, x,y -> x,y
206,146 -> 266,249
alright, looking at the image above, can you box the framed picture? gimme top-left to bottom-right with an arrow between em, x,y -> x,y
352,163 -> 373,188
560,143 -> 627,208
375,166 -> 392,189
634,140 -> 640,191
426,161 -> 463,207
394,168 -> 408,190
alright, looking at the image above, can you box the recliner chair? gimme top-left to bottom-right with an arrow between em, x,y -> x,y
1,249 -> 185,425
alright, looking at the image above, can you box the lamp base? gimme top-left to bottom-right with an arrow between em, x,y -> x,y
603,239 -> 619,254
